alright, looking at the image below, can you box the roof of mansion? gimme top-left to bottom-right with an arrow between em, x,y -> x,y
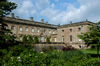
3,13 -> 97,29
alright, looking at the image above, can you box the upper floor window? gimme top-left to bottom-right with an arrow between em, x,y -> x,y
53,31 -> 55,34
11,26 -> 14,30
31,28 -> 34,32
44,30 -> 46,33
37,29 -> 39,33
49,30 -> 51,34
78,28 -> 81,31
4,25 -> 6,29
19,27 -> 22,31
62,36 -> 64,42
70,35 -> 72,42
26,27 -> 28,32
70,29 -> 72,32
62,30 -> 64,33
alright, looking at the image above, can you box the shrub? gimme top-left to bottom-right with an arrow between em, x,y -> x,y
46,37 -> 50,42
22,35 -> 27,43
28,35 -> 33,43
34,35 -> 39,43
61,50 -> 87,61
62,47 -> 75,52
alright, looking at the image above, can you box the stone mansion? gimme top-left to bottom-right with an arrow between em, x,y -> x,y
1,13 -> 96,48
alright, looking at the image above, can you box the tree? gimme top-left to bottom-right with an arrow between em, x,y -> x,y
22,35 -> 27,43
34,35 -> 39,43
28,35 -> 33,43
77,22 -> 100,58
0,0 -> 17,49
46,37 -> 50,42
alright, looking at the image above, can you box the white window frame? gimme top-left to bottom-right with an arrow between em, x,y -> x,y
62,36 -> 64,42
53,31 -> 55,34
19,27 -> 22,31
37,29 -> 39,33
19,36 -> 22,41
31,28 -> 34,32
11,26 -> 14,30
55,37 -> 57,42
26,27 -> 28,32
49,30 -> 51,34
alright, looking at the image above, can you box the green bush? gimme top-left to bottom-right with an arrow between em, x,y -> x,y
28,35 -> 33,43
61,50 -> 87,61
34,35 -> 39,43
22,35 -> 27,43
46,37 -> 50,42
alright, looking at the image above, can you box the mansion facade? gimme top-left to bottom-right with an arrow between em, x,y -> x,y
1,13 -> 96,48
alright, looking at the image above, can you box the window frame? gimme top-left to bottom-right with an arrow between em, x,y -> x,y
19,27 -> 22,31
31,28 -> 34,32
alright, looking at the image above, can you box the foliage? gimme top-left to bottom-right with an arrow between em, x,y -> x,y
42,46 -> 57,52
1,45 -> 100,66
0,0 -> 17,49
78,22 -> 100,58
34,35 -> 39,43
22,35 -> 27,43
62,47 -> 76,52
46,37 -> 50,42
28,35 -> 33,43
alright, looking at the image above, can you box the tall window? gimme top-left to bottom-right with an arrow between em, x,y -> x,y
53,31 -> 55,34
44,30 -> 46,33
49,30 -> 51,34
62,36 -> 64,42
19,27 -> 22,31
31,28 -> 34,32
55,37 -> 57,42
11,26 -> 14,30
19,36 -> 22,41
26,27 -> 28,32
78,28 -> 81,31
70,29 -> 72,32
37,29 -> 39,33
62,30 -> 64,33
70,35 -> 72,42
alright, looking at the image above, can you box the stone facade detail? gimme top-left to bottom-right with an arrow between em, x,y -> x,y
2,13 -> 96,49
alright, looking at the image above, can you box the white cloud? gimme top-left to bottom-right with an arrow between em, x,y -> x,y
55,0 -> 59,2
35,0 -> 50,10
40,0 -> 100,25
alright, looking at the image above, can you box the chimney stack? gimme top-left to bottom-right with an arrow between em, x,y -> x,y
41,19 -> 44,23
86,19 -> 88,23
11,13 -> 14,18
16,16 -> 19,18
30,17 -> 33,21
45,21 -> 48,23
70,21 -> 72,25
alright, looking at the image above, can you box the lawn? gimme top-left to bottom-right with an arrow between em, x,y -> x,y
81,48 -> 100,58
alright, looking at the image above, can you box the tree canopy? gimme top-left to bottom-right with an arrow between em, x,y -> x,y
77,22 -> 100,58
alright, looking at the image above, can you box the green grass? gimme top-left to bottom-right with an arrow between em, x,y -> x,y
81,48 -> 100,58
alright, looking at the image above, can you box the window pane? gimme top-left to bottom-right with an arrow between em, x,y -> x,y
78,28 -> 81,31
26,27 -> 28,31
49,30 -> 51,33
11,26 -> 14,30
62,30 -> 64,32
32,28 -> 34,32
70,35 -> 72,41
70,29 -> 72,32
62,36 -> 64,42
19,27 -> 22,31
37,29 -> 39,32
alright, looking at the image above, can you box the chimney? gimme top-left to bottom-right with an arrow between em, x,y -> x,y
70,21 -> 72,25
16,16 -> 19,18
11,13 -> 14,18
41,19 -> 44,23
86,19 -> 88,22
30,17 -> 33,21
45,21 -> 48,23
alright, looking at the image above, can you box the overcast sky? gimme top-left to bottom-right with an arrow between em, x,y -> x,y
8,0 -> 100,25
